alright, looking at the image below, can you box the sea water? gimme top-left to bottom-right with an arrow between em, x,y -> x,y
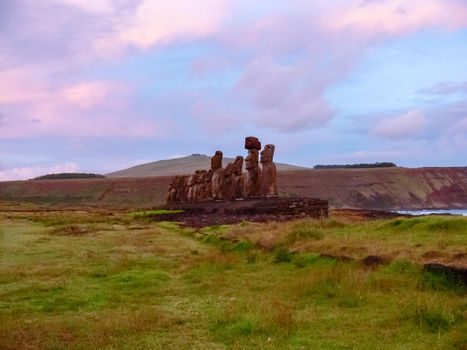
396,209 -> 467,216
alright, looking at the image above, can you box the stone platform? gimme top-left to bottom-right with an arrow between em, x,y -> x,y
155,197 -> 328,227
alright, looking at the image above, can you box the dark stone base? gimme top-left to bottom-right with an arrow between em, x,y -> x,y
156,197 -> 329,227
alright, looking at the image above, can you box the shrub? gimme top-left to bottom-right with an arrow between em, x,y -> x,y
292,253 -> 335,268
426,218 -> 467,233
287,221 -> 324,244
246,252 -> 258,264
411,305 -> 462,332
232,240 -> 255,252
292,255 -> 307,268
274,247 -> 293,263
421,270 -> 465,292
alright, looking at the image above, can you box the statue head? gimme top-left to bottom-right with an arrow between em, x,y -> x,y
224,156 -> 244,175
205,169 -> 213,182
233,156 -> 244,173
198,170 -> 207,182
245,149 -> 259,169
260,144 -> 275,163
187,173 -> 196,186
245,136 -> 261,150
169,176 -> 178,189
211,150 -> 223,169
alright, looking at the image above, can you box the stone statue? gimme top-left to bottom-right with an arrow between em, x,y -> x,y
165,138 -> 279,204
232,156 -> 245,199
205,169 -> 213,200
180,175 -> 189,202
245,150 -> 261,198
210,150 -> 224,200
245,136 -> 262,198
260,144 -> 278,197
167,176 -> 178,204
168,175 -> 189,203
245,136 -> 261,151
187,173 -> 196,202
196,169 -> 208,201
223,156 -> 244,200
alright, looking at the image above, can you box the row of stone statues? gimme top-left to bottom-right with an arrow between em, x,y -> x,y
167,137 -> 278,203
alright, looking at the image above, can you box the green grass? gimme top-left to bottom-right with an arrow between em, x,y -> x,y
221,215 -> 467,264
130,209 -> 184,218
0,208 -> 466,349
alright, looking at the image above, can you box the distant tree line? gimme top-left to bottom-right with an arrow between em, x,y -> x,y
313,162 -> 397,169
33,173 -> 105,180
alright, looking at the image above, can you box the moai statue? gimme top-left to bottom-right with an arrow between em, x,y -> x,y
232,156 -> 245,199
205,169 -> 213,200
245,136 -> 261,151
167,176 -> 178,204
196,170 -> 208,202
223,156 -> 244,200
178,175 -> 189,202
210,150 -> 224,200
180,175 -> 189,202
187,172 -> 196,202
192,170 -> 201,202
260,144 -> 278,197
244,137 -> 262,198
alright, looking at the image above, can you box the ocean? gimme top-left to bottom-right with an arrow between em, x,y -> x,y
395,209 -> 467,217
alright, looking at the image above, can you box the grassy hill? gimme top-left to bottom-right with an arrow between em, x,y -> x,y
106,154 -> 307,178
1,167 -> 466,210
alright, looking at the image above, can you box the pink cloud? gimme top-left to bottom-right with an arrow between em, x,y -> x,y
372,110 -> 426,139
52,0 -> 115,14
0,68 -> 49,104
2,0 -> 467,141
61,81 -> 130,109
327,0 -> 467,36
233,55 -> 335,131
190,56 -> 231,78
0,66 -> 174,139
114,0 -> 229,49
0,162 -> 79,181
438,116 -> 467,151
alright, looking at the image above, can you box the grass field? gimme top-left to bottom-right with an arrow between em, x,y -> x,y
0,206 -> 466,349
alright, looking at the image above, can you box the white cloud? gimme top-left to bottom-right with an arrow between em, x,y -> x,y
372,110 -> 426,139
0,163 -> 79,181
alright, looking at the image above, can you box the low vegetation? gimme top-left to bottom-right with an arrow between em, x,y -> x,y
0,205 -> 465,349
313,162 -> 397,169
33,173 -> 105,180
129,209 -> 184,218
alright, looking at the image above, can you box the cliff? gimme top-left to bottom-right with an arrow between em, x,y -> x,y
279,167 -> 467,210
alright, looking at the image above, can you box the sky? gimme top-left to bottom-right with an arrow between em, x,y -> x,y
1,0 -> 466,181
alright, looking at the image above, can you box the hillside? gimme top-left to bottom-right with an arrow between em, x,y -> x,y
106,154 -> 307,178
1,167 -> 466,210
279,167 -> 467,209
